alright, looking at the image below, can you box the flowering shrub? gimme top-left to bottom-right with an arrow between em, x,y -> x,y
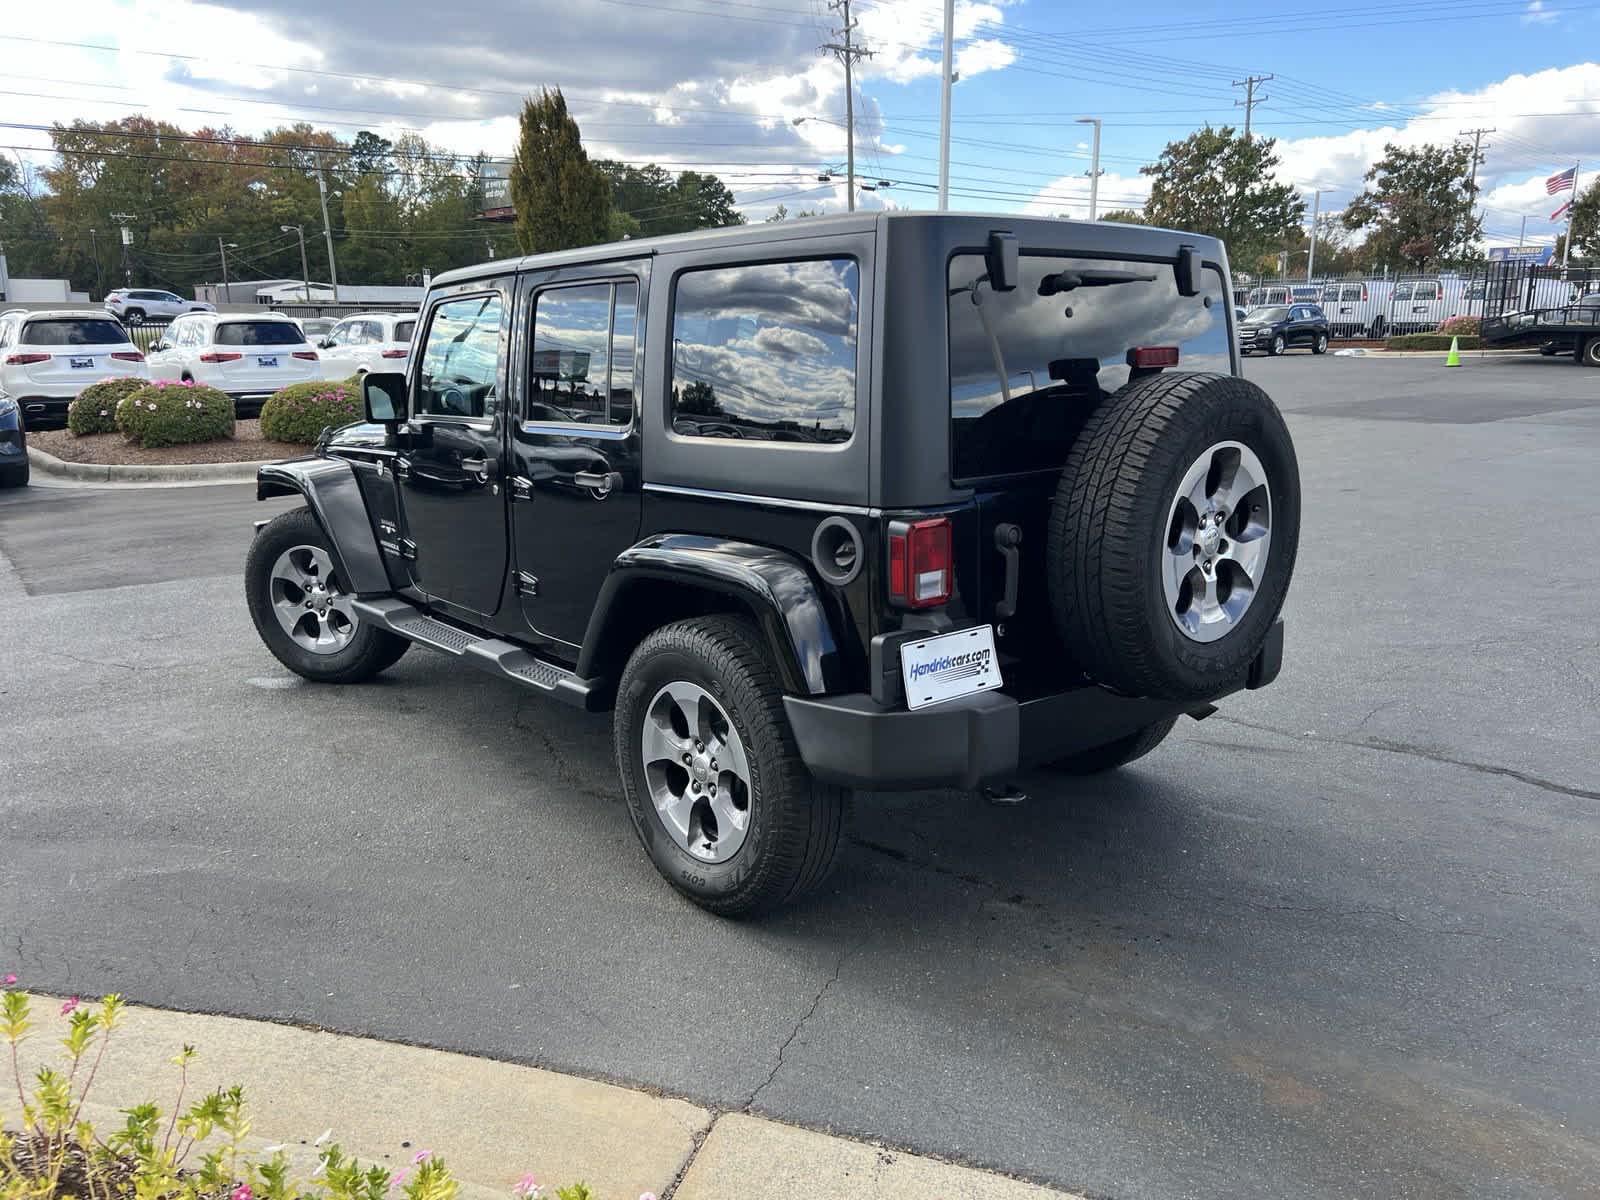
68,378 -> 146,436
1437,315 -> 1481,337
1,979 -> 652,1200
259,382 -> 362,445
115,381 -> 234,448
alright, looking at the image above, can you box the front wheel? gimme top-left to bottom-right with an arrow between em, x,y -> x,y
1045,717 -> 1178,775
615,615 -> 846,917
1313,333 -> 1329,355
1269,334 -> 1286,356
244,506 -> 409,683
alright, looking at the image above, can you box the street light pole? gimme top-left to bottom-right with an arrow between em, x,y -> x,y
282,225 -> 311,303
937,0 -> 954,211
1077,117 -> 1103,220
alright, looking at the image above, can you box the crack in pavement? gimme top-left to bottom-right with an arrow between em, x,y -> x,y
745,950 -> 847,1110
1214,716 -> 1600,802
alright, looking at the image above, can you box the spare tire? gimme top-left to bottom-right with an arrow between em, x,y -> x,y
1047,371 -> 1299,700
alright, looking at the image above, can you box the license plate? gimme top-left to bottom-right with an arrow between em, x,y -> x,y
257,356 -> 279,367
900,625 -> 1002,711
69,356 -> 95,369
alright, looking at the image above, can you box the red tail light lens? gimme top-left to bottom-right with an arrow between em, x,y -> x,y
292,350 -> 319,361
1129,345 -> 1180,369
888,517 -> 953,609
110,351 -> 144,362
381,349 -> 408,359
4,353 -> 50,365
198,351 -> 242,363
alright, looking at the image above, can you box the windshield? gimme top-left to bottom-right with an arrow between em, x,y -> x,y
214,321 -> 304,347
1252,307 -> 1290,322
21,318 -> 128,346
1392,283 -> 1414,300
947,252 -> 1230,480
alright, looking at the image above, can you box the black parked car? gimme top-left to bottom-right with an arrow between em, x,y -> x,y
0,394 -> 28,486
245,214 -> 1300,915
1239,304 -> 1331,356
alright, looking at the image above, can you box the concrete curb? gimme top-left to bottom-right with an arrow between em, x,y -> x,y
15,998 -> 1086,1200
26,444 -> 270,484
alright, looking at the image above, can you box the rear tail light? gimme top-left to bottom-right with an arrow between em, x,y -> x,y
111,351 -> 144,362
381,349 -> 408,359
292,350 -> 319,361
4,353 -> 49,365
888,517 -> 953,609
198,351 -> 242,363
1129,345 -> 1180,369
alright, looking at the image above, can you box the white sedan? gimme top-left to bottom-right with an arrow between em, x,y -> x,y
0,309 -> 149,427
147,313 -> 320,415
314,311 -> 418,380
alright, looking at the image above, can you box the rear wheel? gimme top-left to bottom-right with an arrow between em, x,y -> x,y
615,615 -> 846,917
1582,337 -> 1600,367
123,308 -> 145,326
1045,717 -> 1178,775
245,507 -> 409,683
1047,371 -> 1300,701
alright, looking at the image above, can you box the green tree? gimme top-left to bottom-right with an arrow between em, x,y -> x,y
509,88 -> 611,255
1342,142 -> 1482,270
1140,126 -> 1304,270
1097,209 -> 1145,224
595,161 -> 743,235
1565,176 -> 1600,260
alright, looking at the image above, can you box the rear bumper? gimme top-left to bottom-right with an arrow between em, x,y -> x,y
785,619 -> 1283,790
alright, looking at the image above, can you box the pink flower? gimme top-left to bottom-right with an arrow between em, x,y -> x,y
512,1175 -> 541,1199
412,1150 -> 432,1164
389,1170 -> 410,1191
61,996 -> 80,1015
639,1194 -> 658,1200
2,974 -> 15,986
233,1186 -> 253,1200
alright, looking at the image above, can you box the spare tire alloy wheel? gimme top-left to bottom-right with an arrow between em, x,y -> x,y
641,681 -> 752,863
1163,442 -> 1271,643
269,544 -> 358,654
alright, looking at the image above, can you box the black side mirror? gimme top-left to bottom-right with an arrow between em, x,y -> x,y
986,231 -> 1018,292
152,340 -> 170,352
362,371 -> 408,424
1175,244 -> 1200,297
319,338 -> 334,349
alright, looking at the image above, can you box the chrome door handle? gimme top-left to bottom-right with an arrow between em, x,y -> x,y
460,456 -> 495,480
573,470 -> 622,496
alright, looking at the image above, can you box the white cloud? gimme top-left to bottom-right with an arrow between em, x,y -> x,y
1020,171 -> 1153,220
857,0 -> 1016,85
1522,0 -> 1558,24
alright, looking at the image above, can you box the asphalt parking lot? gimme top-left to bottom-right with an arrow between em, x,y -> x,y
3,354 -> 1598,1199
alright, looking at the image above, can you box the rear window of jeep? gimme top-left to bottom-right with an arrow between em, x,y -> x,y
948,253 -> 1230,480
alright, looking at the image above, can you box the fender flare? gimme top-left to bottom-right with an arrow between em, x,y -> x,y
578,533 -> 845,696
256,458 -> 391,595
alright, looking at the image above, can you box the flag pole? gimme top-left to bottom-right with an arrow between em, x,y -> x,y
1562,159 -> 1580,274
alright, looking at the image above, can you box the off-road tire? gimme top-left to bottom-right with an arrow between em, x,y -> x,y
0,456 -> 28,488
1313,334 -> 1329,355
615,615 -> 847,917
1582,337 -> 1600,367
245,506 -> 409,683
1047,371 -> 1300,701
1269,334 -> 1286,356
1045,717 -> 1178,775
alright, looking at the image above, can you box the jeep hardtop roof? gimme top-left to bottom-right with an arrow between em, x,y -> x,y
428,211 -> 1227,291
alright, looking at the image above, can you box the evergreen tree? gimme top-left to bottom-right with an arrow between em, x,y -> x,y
509,88 -> 611,255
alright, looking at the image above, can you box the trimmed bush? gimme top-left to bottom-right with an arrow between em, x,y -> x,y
68,377 -> 146,435
115,380 -> 234,448
259,380 -> 362,444
1385,333 -> 1483,352
1438,315 -> 1481,337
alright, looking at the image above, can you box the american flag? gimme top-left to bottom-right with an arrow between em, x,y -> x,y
1552,199 -> 1573,221
1546,166 -> 1577,194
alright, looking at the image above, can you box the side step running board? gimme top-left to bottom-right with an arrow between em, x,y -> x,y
351,597 -> 604,711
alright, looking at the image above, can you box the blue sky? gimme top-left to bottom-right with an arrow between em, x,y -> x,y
2,0 -> 1596,247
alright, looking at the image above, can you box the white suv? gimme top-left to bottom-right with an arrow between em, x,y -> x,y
314,311 -> 418,380
0,309 -> 149,426
147,313 -> 319,415
105,288 -> 216,324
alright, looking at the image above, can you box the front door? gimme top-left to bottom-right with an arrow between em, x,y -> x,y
396,284 -> 512,618
510,271 -> 645,649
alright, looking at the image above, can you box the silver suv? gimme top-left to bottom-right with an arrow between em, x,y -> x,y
104,288 -> 215,324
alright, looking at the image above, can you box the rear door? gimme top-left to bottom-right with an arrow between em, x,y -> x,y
395,281 -> 513,618
509,266 -> 645,648
318,319 -> 358,379
16,316 -> 142,390
213,320 -> 318,391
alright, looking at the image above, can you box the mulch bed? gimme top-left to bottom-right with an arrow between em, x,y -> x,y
28,420 -> 307,465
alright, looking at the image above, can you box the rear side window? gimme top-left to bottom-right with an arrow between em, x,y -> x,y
948,252 -> 1230,481
393,320 -> 416,343
20,318 -> 127,346
214,322 -> 303,347
670,258 -> 858,444
529,280 -> 638,426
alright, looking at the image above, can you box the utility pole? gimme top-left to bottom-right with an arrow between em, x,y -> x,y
1231,74 -> 1273,141
217,237 -> 236,303
937,0 -> 954,210
282,225 -> 312,303
1457,128 -> 1494,261
1306,188 -> 1332,281
1077,117 -> 1103,219
89,228 -> 103,300
823,0 -> 873,212
110,212 -> 136,286
316,167 -> 340,302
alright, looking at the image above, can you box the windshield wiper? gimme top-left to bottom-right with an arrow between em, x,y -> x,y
1038,268 -> 1157,295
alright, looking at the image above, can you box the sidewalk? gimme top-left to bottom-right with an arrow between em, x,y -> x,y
15,998 -> 1081,1200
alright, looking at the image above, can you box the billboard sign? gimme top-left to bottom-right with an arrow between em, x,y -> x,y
1487,245 -> 1556,265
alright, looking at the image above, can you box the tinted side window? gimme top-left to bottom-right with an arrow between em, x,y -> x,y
393,320 -> 416,343
670,258 -> 857,444
417,293 -> 503,419
531,282 -> 626,426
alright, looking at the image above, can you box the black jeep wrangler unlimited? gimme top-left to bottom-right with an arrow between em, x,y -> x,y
245,213 -> 1298,915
